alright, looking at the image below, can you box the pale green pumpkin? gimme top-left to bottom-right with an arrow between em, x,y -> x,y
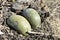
22,8 -> 41,29
7,15 -> 31,36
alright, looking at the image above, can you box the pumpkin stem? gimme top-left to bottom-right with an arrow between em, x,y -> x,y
28,31 -> 44,35
28,31 -> 60,38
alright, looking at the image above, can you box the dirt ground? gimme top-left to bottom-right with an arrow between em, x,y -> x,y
0,0 -> 60,40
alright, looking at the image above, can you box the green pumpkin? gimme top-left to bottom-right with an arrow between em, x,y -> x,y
22,8 -> 41,29
7,15 -> 31,36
